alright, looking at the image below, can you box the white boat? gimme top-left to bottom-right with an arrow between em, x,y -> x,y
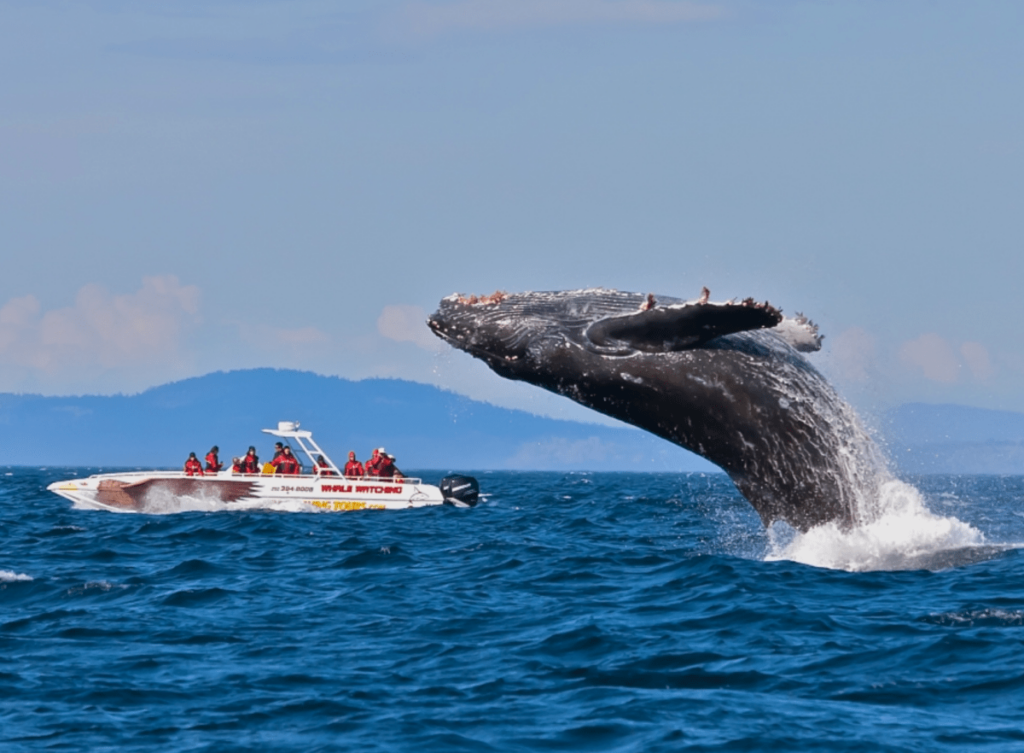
46,421 -> 480,513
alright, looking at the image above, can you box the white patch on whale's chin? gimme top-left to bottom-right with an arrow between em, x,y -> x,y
765,479 -> 986,572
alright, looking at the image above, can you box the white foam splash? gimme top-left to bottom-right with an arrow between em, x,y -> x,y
67,580 -> 128,596
98,484 -> 321,515
139,484 -> 238,514
0,570 -> 33,582
756,357 -> 995,572
766,479 -> 987,572
930,609 -> 1024,626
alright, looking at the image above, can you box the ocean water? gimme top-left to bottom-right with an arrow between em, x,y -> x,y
3,468 -> 1024,752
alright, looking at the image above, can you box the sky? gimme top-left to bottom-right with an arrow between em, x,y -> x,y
1,0 -> 1022,424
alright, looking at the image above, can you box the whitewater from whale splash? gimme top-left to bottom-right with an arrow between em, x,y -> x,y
765,479 -> 989,571
759,380 -> 986,571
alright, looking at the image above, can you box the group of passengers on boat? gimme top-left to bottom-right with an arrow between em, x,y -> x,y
336,448 -> 401,479
183,445 -> 403,479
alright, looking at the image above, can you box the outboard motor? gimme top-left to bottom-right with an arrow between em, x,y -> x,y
440,475 -> 479,507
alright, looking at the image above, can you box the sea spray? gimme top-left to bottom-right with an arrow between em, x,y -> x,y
767,479 -> 987,571
763,380 -> 990,571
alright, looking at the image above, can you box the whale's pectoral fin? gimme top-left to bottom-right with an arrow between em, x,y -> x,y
585,302 -> 782,353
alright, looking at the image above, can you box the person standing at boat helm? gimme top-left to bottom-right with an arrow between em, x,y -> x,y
240,446 -> 260,474
271,446 -> 301,475
184,452 -> 204,476
205,446 -> 223,473
315,455 -> 336,476
272,442 -> 284,461
343,451 -> 365,478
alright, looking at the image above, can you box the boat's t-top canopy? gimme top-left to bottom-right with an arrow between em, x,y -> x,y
261,421 -> 340,474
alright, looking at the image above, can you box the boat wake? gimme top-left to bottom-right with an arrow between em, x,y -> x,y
765,479 -> 1010,572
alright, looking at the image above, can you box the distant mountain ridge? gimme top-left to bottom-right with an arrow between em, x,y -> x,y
0,369 -> 714,472
3,370 -> 1022,474
885,403 -> 1024,474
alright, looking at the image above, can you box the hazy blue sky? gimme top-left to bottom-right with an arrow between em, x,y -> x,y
2,0 -> 1022,422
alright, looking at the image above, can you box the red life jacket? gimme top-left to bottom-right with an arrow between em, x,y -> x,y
231,461 -> 243,473
377,456 -> 396,479
317,460 -> 336,476
184,458 -> 204,476
205,452 -> 222,472
344,460 -> 365,477
273,454 -> 301,475
241,453 -> 260,474
365,455 -> 381,477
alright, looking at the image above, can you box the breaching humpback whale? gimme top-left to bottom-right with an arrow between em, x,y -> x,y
428,289 -> 886,532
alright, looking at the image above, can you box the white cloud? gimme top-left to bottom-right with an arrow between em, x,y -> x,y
396,0 -> 724,36
899,333 -> 960,384
830,326 -> 876,383
895,334 -> 997,385
377,304 -> 445,352
960,341 -> 994,381
0,276 -> 201,388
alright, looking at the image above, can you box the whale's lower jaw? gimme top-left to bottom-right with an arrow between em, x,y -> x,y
430,288 -> 885,532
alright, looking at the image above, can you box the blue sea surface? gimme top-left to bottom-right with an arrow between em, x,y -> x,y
3,469 -> 1024,751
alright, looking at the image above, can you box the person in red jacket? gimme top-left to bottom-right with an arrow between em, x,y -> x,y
230,457 -> 243,473
271,446 -> 301,475
184,452 -> 204,476
364,448 -> 383,477
205,446 -> 223,473
343,451 -> 365,478
376,452 -> 398,480
315,455 -> 336,476
240,446 -> 260,474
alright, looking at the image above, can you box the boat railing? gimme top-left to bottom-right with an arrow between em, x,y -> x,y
87,469 -> 426,485
221,471 -> 423,484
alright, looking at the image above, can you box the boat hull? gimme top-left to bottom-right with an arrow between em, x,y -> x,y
47,472 -> 446,513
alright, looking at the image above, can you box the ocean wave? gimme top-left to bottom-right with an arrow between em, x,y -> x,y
0,569 -> 33,582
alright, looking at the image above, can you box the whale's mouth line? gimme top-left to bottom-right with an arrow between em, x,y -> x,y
428,319 -> 506,364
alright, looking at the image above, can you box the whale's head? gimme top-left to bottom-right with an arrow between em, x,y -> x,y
431,289 -> 636,380
428,290 -> 561,379
428,288 -> 811,383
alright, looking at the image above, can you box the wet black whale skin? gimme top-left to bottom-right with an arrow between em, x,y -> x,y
430,289 -> 866,532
